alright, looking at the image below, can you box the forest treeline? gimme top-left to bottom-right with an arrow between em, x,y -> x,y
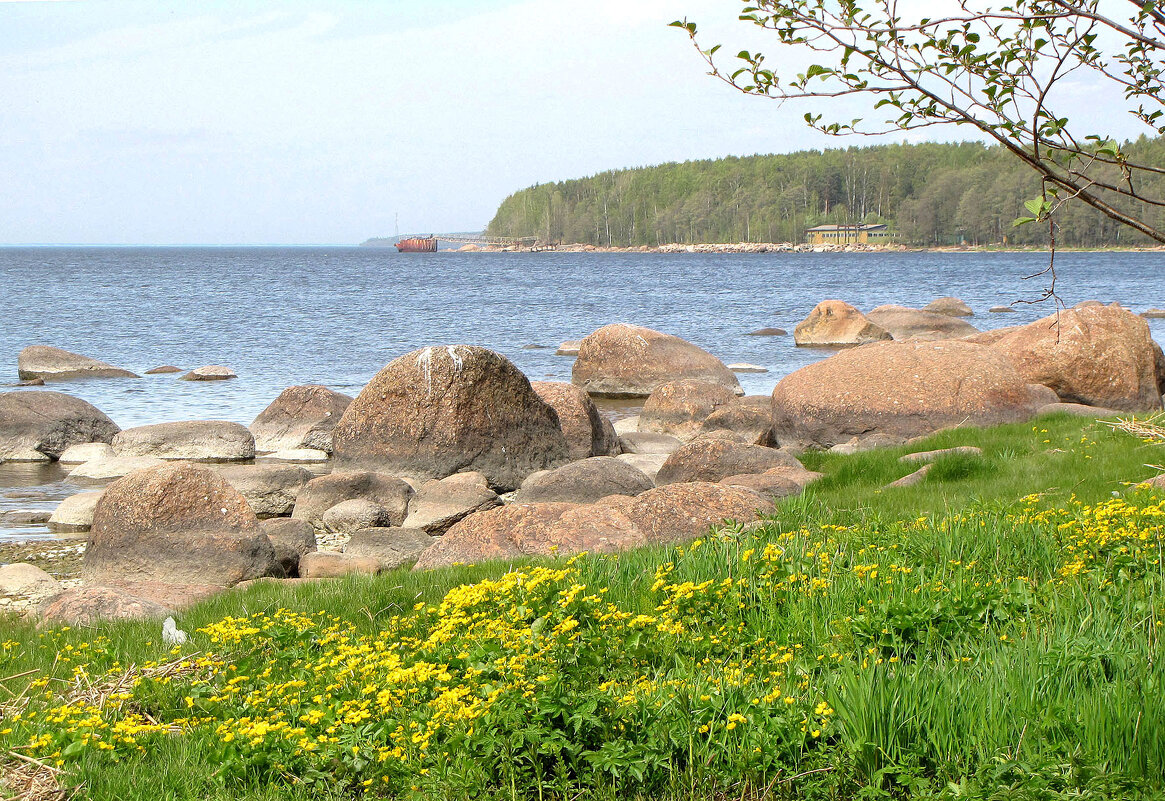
486,138 -> 1165,247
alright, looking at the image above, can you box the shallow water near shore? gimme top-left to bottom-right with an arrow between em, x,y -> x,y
1,246 -> 1163,542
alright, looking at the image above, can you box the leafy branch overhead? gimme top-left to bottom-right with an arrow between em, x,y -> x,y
673,0 -> 1165,243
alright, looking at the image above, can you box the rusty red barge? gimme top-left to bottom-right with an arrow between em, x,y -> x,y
395,236 -> 438,253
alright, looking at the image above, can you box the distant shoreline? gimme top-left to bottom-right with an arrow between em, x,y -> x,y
361,239 -> 1165,255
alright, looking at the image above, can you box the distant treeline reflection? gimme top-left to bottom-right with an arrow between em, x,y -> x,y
487,138 -> 1165,247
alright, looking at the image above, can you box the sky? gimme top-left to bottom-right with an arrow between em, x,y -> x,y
0,0 -> 1147,245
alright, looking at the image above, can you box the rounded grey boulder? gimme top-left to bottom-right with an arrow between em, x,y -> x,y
512,456 -> 655,504
112,420 -> 255,462
18,345 -> 138,381
0,391 -> 120,461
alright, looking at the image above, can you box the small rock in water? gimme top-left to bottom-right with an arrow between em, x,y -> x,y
555,341 -> 581,356
728,363 -> 768,373
266,448 -> 330,462
18,378 -> 45,386
162,616 -> 188,645
521,344 -> 552,350
179,365 -> 237,381
988,306 -> 1017,313
0,510 -> 52,526
746,328 -> 787,336
145,365 -> 183,375
1141,308 -> 1165,319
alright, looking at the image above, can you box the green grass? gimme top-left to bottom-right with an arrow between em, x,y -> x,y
2,413 -> 1164,801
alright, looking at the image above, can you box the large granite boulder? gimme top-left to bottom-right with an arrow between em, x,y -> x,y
571,323 -> 741,398
82,463 -> 276,587
179,365 -> 236,381
544,483 -> 776,556
402,472 -> 500,534
332,346 -> 570,491
259,518 -> 317,578
17,345 -> 138,381
512,457 -> 654,504
0,391 -> 120,461
794,301 -> 892,347
0,563 -> 61,605
530,381 -> 619,459
866,305 -> 979,341
342,527 -> 435,571
321,499 -> 395,536
39,586 -> 174,626
771,340 -> 1043,449
970,304 -> 1164,411
211,464 -> 312,517
48,490 -> 104,532
922,297 -> 974,317
67,455 -> 165,481
291,471 -> 413,530
112,421 -> 255,462
250,385 -> 353,454
721,469 -> 819,500
638,379 -> 736,441
696,395 -> 775,446
413,503 -> 579,570
655,439 -> 809,485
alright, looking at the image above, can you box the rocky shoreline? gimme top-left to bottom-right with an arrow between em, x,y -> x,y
2,300 -> 1163,625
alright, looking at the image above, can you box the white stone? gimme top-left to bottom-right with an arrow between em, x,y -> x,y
48,490 -> 104,530
58,442 -> 115,465
727,363 -> 769,373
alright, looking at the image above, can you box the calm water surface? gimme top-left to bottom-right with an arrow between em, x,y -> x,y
1,246 -> 1162,539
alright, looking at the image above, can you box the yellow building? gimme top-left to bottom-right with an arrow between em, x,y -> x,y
805,223 -> 892,245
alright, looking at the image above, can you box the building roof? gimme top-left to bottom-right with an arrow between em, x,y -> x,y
804,223 -> 888,232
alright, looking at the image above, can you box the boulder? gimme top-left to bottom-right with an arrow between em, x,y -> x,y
720,469 -> 818,500
332,346 -> 570,491
627,482 -> 774,543
728,363 -> 768,373
292,471 -> 413,530
0,563 -> 61,604
0,391 -> 120,461
618,431 -> 684,455
259,518 -> 317,578
571,323 -> 741,398
321,499 -> 394,536
885,464 -> 933,488
266,448 -> 330,463
342,527 -> 435,571
18,378 -> 45,387
794,300 -> 892,347
615,452 -> 670,482
0,510 -> 50,525
1141,309 -> 1165,319
250,385 -> 353,454
413,502 -> 579,570
1140,474 -> 1165,490
299,552 -> 382,579
1027,383 -> 1061,407
697,396 -> 775,446
922,297 -> 974,317
638,380 -> 737,441
144,365 -> 183,375
540,498 -> 646,554
655,439 -> 809,485
1038,402 -> 1120,418
900,446 -> 982,464
39,586 -> 174,626
17,345 -> 138,381
211,464 -> 312,517
58,442 -> 115,465
556,341 -> 582,356
402,471 -> 500,534
48,490 -> 104,532
613,416 -> 640,435
989,306 -> 1017,313
531,381 -> 619,460
770,340 -> 1043,449
512,456 -> 654,504
746,327 -> 787,336
82,463 -> 276,587
974,305 -> 1164,411
68,455 -> 166,481
866,305 -> 979,341
112,420 -> 255,462
179,365 -> 236,381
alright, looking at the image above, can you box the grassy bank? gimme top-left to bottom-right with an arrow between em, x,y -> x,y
2,414 -> 1164,800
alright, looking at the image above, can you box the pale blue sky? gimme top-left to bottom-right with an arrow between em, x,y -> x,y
0,0 -> 1143,244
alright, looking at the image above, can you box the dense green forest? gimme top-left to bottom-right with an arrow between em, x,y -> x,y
486,138 -> 1165,247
